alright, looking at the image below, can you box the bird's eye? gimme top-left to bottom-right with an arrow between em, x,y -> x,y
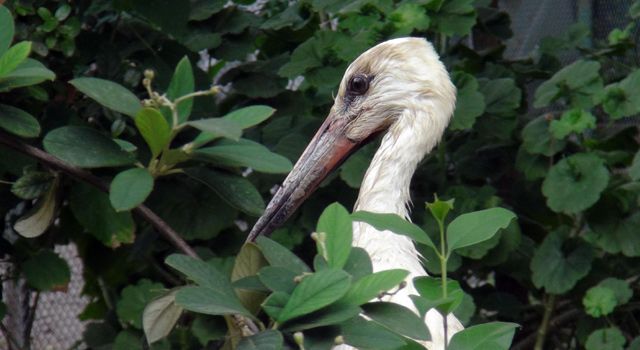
348,75 -> 370,96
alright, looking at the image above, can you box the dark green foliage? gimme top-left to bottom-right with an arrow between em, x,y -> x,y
2,0 -> 640,349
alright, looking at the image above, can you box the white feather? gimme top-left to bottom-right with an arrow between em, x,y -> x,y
334,37 -> 463,350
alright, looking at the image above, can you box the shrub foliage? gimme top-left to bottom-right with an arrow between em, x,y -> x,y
1,1 -> 640,349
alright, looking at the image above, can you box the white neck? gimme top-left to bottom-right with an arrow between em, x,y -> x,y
353,101 -> 447,217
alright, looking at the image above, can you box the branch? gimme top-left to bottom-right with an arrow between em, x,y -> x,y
533,294 -> 556,350
0,130 -> 199,259
513,299 -> 580,350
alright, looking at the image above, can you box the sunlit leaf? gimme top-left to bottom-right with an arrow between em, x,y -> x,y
117,279 -> 164,329
316,203 -> 352,268
0,41 -> 31,78
134,108 -> 172,158
143,289 -> 183,344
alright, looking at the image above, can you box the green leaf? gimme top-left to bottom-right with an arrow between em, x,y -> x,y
450,73 -> 485,130
602,70 -> 640,119
549,109 -> 596,139
0,41 -> 31,78
188,118 -> 243,141
165,254 -> 233,292
70,183 -> 135,247
166,56 -> 194,123
282,303 -> 361,332
340,269 -> 409,306
278,269 -> 351,323
362,302 -> 430,341
175,285 -> 253,318
413,277 -> 464,315
109,168 -> 154,211
13,179 -> 57,238
0,103 -> 40,137
585,327 -> 625,350
598,278 -> 632,305
191,315 -> 226,346
426,196 -> 455,225
0,59 -> 55,91
113,331 -> 142,350
69,77 -> 142,117
431,0 -> 477,36
481,78 -> 521,116
389,3 -> 430,35
11,171 -> 53,199
262,291 -> 289,320
134,108 -> 172,158
231,242 -> 268,314
316,203 -> 352,269
185,168 -> 264,216
0,6 -> 15,56
237,330 -> 283,350
448,322 -> 518,350
143,289 -> 183,344
150,183 -> 236,240
22,250 -> 70,291
446,207 -> 516,254
342,247 -> 373,281
224,105 -> 276,129
536,60 -> 604,109
351,211 -> 437,251
585,212 -> 640,257
530,228 -> 594,294
258,266 -> 298,294
340,316 -> 408,350
255,236 -> 310,274
542,153 -> 610,214
117,279 -> 164,329
631,0 -> 640,18
44,126 -> 135,168
521,116 -> 566,156
193,138 -> 293,174
339,143 -> 375,188
189,0 -> 226,20
583,286 -> 617,317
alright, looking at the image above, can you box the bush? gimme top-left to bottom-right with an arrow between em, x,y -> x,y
1,1 -> 640,349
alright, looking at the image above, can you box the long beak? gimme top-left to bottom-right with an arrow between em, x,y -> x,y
247,112 -> 359,242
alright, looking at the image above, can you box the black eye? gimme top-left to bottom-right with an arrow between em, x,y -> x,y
348,74 -> 370,96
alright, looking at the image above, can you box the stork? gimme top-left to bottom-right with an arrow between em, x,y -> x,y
248,37 -> 463,349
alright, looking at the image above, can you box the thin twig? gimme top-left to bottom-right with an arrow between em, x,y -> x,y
0,132 -> 266,335
0,130 -> 199,259
533,294 -> 556,350
23,291 -> 39,350
513,307 -> 581,350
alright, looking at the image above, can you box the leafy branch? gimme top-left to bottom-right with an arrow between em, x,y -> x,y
0,129 -> 199,258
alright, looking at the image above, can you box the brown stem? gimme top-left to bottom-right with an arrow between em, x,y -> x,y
0,131 -> 199,259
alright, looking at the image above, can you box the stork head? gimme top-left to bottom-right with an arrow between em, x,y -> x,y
248,37 -> 456,241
